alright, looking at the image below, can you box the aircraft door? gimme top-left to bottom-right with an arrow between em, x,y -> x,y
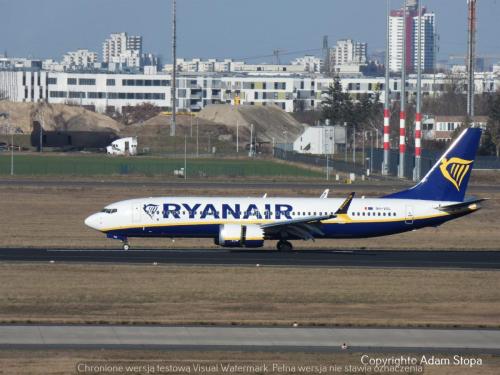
405,205 -> 414,224
132,204 -> 142,223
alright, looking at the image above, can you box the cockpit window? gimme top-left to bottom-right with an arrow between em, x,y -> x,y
101,208 -> 118,214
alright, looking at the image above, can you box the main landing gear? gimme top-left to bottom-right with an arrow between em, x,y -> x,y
122,240 -> 130,251
277,240 -> 293,252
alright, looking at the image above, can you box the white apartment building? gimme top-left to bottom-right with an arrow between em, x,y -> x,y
164,58 -> 315,74
102,32 -> 143,68
62,49 -> 98,70
331,39 -> 367,66
290,55 -> 323,73
389,13 -> 405,72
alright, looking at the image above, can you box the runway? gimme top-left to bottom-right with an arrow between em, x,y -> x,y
1,325 -> 499,353
1,248 -> 500,269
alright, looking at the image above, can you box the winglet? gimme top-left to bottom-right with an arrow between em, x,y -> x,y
335,192 -> 355,215
320,189 -> 329,199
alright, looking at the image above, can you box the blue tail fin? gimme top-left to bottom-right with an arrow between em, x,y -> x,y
384,127 -> 482,202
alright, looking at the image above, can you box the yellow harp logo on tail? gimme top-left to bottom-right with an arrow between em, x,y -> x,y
439,157 -> 473,191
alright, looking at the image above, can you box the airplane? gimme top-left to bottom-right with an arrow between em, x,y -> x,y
85,127 -> 485,251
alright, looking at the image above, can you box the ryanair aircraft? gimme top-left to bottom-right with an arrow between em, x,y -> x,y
85,128 -> 484,251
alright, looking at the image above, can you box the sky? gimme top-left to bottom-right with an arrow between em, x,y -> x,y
1,0 -> 499,63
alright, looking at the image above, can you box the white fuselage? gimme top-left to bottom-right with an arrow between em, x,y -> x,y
85,196 -> 459,242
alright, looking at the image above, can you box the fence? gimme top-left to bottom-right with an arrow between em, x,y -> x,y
274,146 -> 500,180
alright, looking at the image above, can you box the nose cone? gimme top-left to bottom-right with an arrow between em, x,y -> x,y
85,213 -> 102,231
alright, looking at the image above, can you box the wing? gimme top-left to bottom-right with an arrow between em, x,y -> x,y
261,192 -> 355,241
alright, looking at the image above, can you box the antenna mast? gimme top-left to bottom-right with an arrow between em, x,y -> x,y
170,0 -> 177,136
467,0 -> 477,119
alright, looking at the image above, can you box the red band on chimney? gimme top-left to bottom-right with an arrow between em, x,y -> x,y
415,130 -> 422,138
415,113 -> 422,122
400,111 -> 406,120
400,128 -> 406,136
384,109 -> 390,118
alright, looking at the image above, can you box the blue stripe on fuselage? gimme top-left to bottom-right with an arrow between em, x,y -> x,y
104,213 -> 462,241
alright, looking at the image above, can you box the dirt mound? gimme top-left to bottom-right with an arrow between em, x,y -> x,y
124,113 -> 232,139
197,104 -> 306,142
0,102 -> 121,134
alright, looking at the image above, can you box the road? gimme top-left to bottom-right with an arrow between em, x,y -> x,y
0,178 -> 410,190
1,248 -> 500,269
1,177 -> 499,192
1,325 -> 499,353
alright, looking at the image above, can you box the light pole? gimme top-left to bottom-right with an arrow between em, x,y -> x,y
10,124 -> 13,176
370,131 -> 374,173
196,117 -> 199,157
352,127 -> 356,164
184,133 -> 187,180
236,119 -> 239,153
0,113 -> 12,175
344,122 -> 348,162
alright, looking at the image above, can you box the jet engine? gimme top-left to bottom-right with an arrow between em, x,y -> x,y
215,224 -> 264,248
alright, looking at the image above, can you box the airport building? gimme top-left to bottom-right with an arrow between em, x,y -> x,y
0,68 -> 499,114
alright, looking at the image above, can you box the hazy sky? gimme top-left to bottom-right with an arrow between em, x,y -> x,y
1,0 -> 499,63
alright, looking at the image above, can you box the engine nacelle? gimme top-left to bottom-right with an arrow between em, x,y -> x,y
216,224 -> 264,248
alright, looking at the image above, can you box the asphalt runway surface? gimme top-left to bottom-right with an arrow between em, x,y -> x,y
1,248 -> 500,269
1,177 -> 499,191
0,178 -> 409,190
1,325 -> 499,353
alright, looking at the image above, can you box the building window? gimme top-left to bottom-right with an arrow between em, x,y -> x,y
79,78 -> 96,86
68,78 -> 77,85
68,91 -> 85,99
49,91 -> 67,98
47,78 -> 57,85
107,79 -> 116,86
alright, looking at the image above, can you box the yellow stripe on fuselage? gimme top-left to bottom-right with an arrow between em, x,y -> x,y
101,212 -> 451,232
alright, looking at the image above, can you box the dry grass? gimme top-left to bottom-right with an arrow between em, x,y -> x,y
0,350 -> 498,375
0,182 -> 498,250
0,264 -> 499,328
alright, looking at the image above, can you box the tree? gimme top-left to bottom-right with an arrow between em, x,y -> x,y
488,91 -> 500,157
321,75 -> 352,125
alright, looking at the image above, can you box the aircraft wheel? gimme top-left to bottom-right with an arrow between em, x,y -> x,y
277,240 -> 293,252
123,243 -> 130,251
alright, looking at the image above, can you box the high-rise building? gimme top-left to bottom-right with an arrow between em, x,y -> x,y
62,49 -> 98,69
389,2 -> 435,73
102,32 -> 143,68
329,39 -> 367,67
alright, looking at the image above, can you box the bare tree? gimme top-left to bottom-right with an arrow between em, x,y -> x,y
107,103 -> 161,126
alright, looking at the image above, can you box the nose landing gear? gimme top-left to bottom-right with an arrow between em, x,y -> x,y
277,240 -> 293,252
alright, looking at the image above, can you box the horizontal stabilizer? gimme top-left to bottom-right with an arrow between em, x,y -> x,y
436,198 -> 487,213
